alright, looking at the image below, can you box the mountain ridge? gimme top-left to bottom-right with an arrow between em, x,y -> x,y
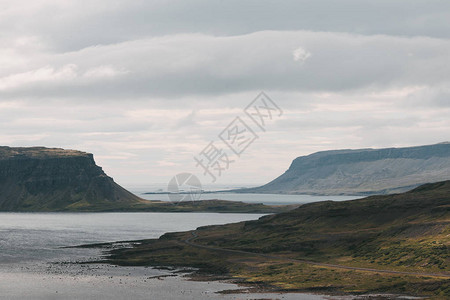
0,146 -> 290,213
238,142 -> 450,195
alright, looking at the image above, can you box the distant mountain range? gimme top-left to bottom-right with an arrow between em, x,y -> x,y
0,146 -> 288,213
238,142 -> 450,195
2,143 -> 449,210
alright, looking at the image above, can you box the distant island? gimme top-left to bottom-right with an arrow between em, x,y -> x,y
0,146 -> 290,213
99,180 -> 450,298
236,142 -> 450,195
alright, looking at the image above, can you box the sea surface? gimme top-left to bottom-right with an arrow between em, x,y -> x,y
0,212 -> 351,299
0,212 -> 265,265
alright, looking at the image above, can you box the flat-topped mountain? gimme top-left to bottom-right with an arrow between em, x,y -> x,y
0,146 -> 141,211
239,142 -> 450,195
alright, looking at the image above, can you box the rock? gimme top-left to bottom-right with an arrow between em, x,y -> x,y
0,146 -> 141,211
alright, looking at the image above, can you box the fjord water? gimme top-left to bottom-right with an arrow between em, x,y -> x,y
0,212 -> 263,299
0,212 -> 342,299
0,212 -> 265,264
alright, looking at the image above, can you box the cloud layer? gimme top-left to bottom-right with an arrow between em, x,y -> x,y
2,31 -> 450,99
1,1 -> 449,187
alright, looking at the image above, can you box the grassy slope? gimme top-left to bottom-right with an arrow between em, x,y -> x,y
105,181 -> 450,298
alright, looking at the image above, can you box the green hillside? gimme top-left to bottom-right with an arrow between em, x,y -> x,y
104,181 -> 450,298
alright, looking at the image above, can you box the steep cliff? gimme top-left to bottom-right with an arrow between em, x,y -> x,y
240,142 -> 450,195
0,147 -> 141,211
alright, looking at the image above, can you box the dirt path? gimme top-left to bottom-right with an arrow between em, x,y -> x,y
184,231 -> 450,278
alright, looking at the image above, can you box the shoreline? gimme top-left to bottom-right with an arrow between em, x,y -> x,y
0,262 -> 342,300
78,238 -> 433,300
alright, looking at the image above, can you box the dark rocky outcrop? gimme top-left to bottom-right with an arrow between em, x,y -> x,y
0,146 -> 141,211
240,142 -> 450,195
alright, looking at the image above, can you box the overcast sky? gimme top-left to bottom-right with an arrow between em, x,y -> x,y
1,0 -> 449,188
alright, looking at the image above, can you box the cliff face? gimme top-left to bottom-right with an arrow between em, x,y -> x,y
0,147 -> 141,211
243,143 -> 450,195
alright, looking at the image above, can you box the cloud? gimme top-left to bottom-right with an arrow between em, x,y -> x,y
1,88 -> 448,186
0,63 -> 127,93
1,0 -> 450,52
0,64 -> 77,91
1,31 -> 450,101
84,65 -> 127,79
1,0 -> 449,186
292,47 -> 311,63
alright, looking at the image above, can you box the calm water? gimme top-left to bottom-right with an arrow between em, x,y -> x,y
0,212 -> 264,264
0,213 -> 349,299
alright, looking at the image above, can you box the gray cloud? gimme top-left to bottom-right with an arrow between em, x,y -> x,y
1,31 -> 450,101
2,0 -> 450,52
1,0 -> 449,186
